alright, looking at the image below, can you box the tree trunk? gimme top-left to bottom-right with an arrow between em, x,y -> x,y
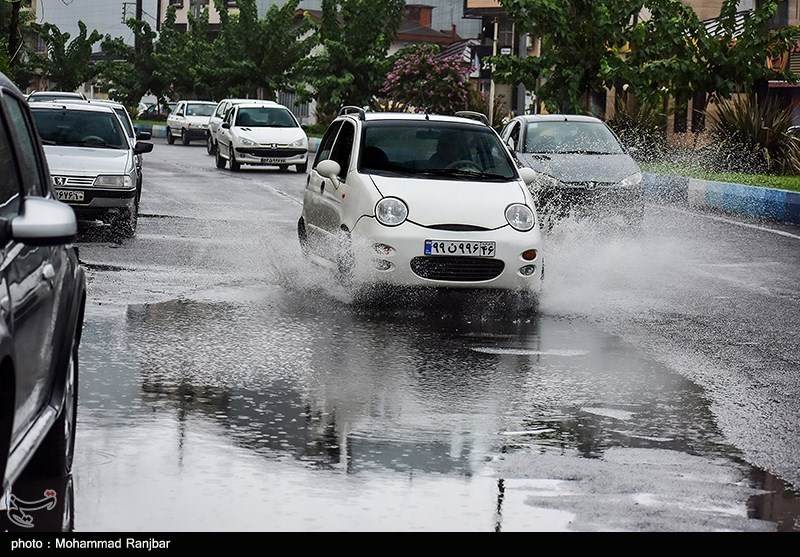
7,0 -> 21,66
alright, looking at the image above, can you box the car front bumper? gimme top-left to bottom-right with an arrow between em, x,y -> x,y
536,185 -> 645,222
345,216 -> 544,292
233,146 -> 308,166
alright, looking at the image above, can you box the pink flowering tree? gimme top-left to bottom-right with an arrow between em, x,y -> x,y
379,44 -> 471,114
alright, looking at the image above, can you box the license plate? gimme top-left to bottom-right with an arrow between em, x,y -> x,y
55,190 -> 84,202
424,240 -> 495,257
261,158 -> 285,164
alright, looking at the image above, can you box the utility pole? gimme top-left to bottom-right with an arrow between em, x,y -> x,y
135,0 -> 143,55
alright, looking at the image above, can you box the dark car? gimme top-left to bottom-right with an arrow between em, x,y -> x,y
501,114 -> 645,228
0,72 -> 87,503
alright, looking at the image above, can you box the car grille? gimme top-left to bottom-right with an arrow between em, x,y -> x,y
426,224 -> 491,232
410,256 -> 505,282
235,147 -> 305,157
52,176 -> 95,187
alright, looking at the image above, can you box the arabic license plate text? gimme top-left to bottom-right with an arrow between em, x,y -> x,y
424,240 -> 495,257
55,190 -> 84,202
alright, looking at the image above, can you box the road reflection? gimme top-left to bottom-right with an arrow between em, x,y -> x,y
70,288 -> 798,530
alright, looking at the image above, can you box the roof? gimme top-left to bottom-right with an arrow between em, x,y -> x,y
515,114 -> 603,124
343,110 -> 489,128
28,101 -> 116,113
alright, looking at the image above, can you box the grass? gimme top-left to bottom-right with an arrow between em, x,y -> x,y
641,161 -> 800,193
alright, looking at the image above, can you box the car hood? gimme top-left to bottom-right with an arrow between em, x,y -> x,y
517,153 -> 640,183
234,127 -> 306,145
369,175 -> 528,228
44,145 -> 132,175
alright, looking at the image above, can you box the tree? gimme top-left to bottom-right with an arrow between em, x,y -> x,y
489,0 -> 643,114
379,44 -> 471,114
95,19 -> 162,113
618,0 -> 799,117
297,0 -> 405,123
28,21 -> 103,91
152,6 -> 213,100
200,0 -> 314,100
2,0 -> 37,83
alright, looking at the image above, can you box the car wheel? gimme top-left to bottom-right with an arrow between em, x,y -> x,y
29,329 -> 79,477
181,129 -> 190,146
215,145 -> 226,169
206,134 -> 215,155
296,162 -> 308,173
229,150 -> 241,172
297,217 -> 309,256
166,127 -> 175,144
111,205 -> 137,240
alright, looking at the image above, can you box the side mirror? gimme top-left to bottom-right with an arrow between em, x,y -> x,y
134,141 -> 154,154
136,131 -> 152,141
11,197 -> 77,246
221,122 -> 230,130
518,166 -> 538,185
316,159 -> 341,181
301,123 -> 308,130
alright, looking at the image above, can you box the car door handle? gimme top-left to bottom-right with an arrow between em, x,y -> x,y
320,181 -> 325,193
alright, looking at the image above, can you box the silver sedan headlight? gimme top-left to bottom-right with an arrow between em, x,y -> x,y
94,175 -> 133,188
375,197 -> 408,227
238,137 -> 259,147
505,203 -> 535,231
618,171 -> 643,188
288,137 -> 307,148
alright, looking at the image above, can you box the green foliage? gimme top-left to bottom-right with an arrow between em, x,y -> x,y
378,44 -> 470,114
492,0 -> 799,118
198,0 -> 314,100
96,19 -> 162,111
491,0 -> 642,114
28,21 -> 103,91
297,0 -> 405,118
707,94 -> 800,176
152,6 -> 214,100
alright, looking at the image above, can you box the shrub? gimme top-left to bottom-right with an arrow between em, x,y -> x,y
707,94 -> 800,176
607,95 -> 668,164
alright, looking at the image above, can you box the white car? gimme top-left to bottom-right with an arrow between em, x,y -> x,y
29,101 -> 154,238
206,97 -> 252,155
298,108 -> 544,303
214,100 -> 308,172
165,100 -> 216,145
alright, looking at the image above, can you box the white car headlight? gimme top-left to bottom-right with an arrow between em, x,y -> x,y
505,203 -> 535,231
239,137 -> 258,147
288,137 -> 307,148
618,171 -> 643,188
94,175 -> 133,188
375,197 -> 408,227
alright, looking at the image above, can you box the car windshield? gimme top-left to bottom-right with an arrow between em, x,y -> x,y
360,121 -> 517,180
235,107 -> 298,128
524,121 -> 625,155
185,103 -> 216,117
31,108 -> 128,149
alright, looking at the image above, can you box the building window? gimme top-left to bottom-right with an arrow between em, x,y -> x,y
169,0 -> 184,6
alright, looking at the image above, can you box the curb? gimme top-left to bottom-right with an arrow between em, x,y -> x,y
644,172 -> 800,225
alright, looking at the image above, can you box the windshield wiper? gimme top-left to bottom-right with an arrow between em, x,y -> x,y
73,140 -> 118,148
417,169 -> 508,180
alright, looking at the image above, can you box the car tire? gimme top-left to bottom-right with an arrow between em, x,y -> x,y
166,127 -> 175,144
181,129 -> 190,146
229,150 -> 241,172
206,134 -> 215,155
215,146 -> 226,169
28,330 -> 79,478
296,163 -> 308,173
111,205 -> 137,240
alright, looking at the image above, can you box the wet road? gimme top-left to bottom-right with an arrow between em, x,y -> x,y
23,138 -> 800,532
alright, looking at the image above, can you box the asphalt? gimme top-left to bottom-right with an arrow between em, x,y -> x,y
138,123 -> 800,226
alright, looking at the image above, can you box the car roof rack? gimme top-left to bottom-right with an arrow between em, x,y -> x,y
455,111 -> 490,126
339,106 -> 366,120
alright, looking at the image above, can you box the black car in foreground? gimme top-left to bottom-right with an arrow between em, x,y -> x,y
0,73 -> 86,508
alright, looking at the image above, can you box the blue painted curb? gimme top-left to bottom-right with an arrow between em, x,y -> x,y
644,172 -> 800,225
